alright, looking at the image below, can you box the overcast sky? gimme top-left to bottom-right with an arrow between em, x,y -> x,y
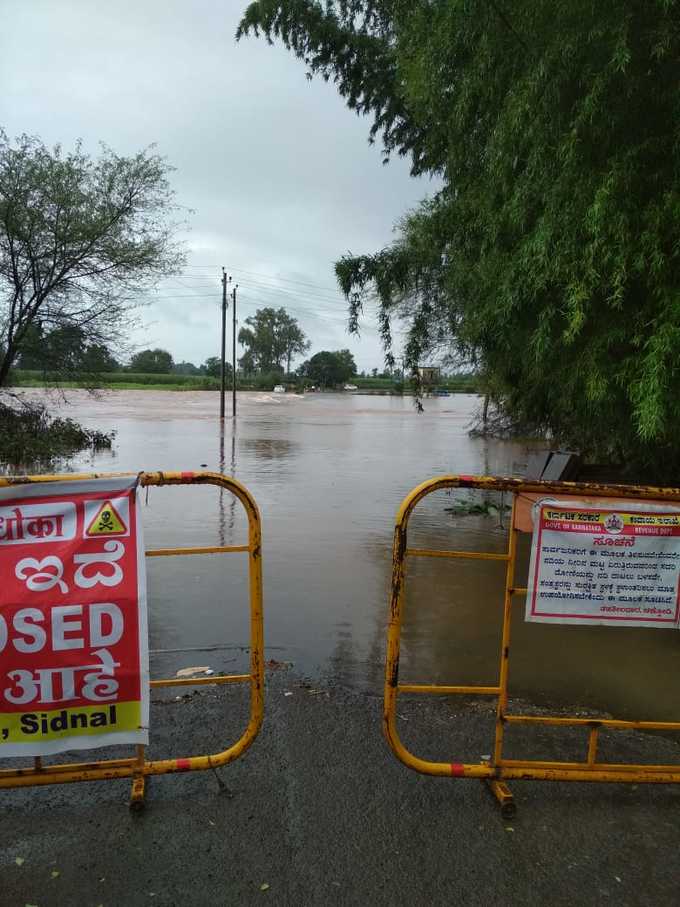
0,0 -> 432,371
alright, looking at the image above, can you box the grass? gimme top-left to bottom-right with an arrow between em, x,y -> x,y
10,370 -> 220,390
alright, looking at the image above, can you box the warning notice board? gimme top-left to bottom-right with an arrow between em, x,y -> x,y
0,477 -> 149,757
526,499 -> 680,628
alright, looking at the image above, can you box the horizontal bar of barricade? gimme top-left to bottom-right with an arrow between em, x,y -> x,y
0,470 -> 264,805
150,674 -> 251,689
503,715 -> 680,731
384,473 -> 680,814
146,544 -> 250,557
406,548 -> 510,561
398,684 -> 501,696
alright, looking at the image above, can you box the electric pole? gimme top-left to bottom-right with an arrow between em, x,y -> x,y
232,283 -> 238,418
220,268 -> 231,419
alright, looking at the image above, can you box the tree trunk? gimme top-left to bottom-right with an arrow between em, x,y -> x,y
0,346 -> 16,388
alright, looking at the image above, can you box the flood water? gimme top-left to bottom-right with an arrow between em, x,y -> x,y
10,389 -> 680,721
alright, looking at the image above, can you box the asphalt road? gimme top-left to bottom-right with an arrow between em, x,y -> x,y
2,674 -> 680,906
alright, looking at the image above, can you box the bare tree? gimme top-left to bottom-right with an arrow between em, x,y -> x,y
0,129 -> 185,386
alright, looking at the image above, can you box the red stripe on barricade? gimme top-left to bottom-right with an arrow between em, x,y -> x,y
450,763 -> 465,777
176,758 -> 192,772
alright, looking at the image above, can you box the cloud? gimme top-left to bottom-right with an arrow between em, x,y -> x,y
0,0 -> 431,370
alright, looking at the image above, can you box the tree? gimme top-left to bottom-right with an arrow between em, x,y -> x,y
80,343 -> 119,373
201,356 -> 231,378
172,361 -> 201,376
41,324 -> 87,372
129,348 -> 173,374
0,130 -> 183,387
17,322 -> 118,373
238,2 -> 680,478
299,349 -> 356,387
238,349 -> 257,377
281,318 -> 310,374
15,321 -> 47,370
238,307 -> 308,374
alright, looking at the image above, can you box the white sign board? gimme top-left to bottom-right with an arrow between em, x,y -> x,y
526,499 -> 680,628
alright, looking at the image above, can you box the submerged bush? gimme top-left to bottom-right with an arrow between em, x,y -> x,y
0,400 -> 113,470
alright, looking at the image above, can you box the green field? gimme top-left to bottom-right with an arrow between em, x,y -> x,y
9,370 -> 481,394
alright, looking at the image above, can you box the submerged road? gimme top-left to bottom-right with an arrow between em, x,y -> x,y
2,674 -> 680,906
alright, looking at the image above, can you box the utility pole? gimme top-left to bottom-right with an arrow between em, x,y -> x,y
220,268 -> 231,419
232,283 -> 238,418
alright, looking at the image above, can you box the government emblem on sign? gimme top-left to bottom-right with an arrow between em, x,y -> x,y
604,513 -> 624,534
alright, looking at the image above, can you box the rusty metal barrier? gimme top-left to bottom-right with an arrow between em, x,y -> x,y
384,475 -> 680,818
0,470 -> 264,809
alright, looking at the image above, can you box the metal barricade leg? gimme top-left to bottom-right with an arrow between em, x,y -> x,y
485,779 -> 516,819
130,744 -> 147,812
490,496 -> 519,813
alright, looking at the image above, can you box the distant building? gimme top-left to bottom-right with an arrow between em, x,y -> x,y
417,366 -> 441,384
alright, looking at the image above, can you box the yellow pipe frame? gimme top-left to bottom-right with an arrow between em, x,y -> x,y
383,474 -> 680,816
0,471 -> 265,807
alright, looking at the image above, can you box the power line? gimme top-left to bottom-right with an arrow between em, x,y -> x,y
228,266 -> 340,294
162,278 -> 343,305
180,263 -> 341,294
157,275 -> 344,305
134,293 -> 352,316
141,285 -> 354,311
235,293 -> 353,320
226,274 -> 346,301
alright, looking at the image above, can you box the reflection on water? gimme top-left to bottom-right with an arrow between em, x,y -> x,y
217,421 -> 238,547
10,388 -> 680,720
240,437 -> 297,459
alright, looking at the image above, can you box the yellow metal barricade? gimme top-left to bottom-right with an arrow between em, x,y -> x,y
0,470 -> 264,809
384,474 -> 680,817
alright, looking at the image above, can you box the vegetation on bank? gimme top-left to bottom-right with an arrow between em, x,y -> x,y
0,400 -> 112,470
8,369 -> 480,394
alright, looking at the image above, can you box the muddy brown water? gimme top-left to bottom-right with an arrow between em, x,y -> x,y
8,388 -> 680,721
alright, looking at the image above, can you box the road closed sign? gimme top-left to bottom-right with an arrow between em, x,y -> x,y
526,499 -> 680,628
0,477 -> 149,757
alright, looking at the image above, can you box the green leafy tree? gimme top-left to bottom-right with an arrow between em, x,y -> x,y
17,323 -> 118,373
201,355 -> 232,378
80,343 -> 119,373
299,349 -> 356,387
239,1 -> 680,477
172,361 -> 201,376
238,307 -> 308,374
129,348 -> 173,374
239,349 -> 257,377
281,318 -> 310,374
15,322 -> 46,370
0,129 -> 184,387
42,325 -> 87,372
